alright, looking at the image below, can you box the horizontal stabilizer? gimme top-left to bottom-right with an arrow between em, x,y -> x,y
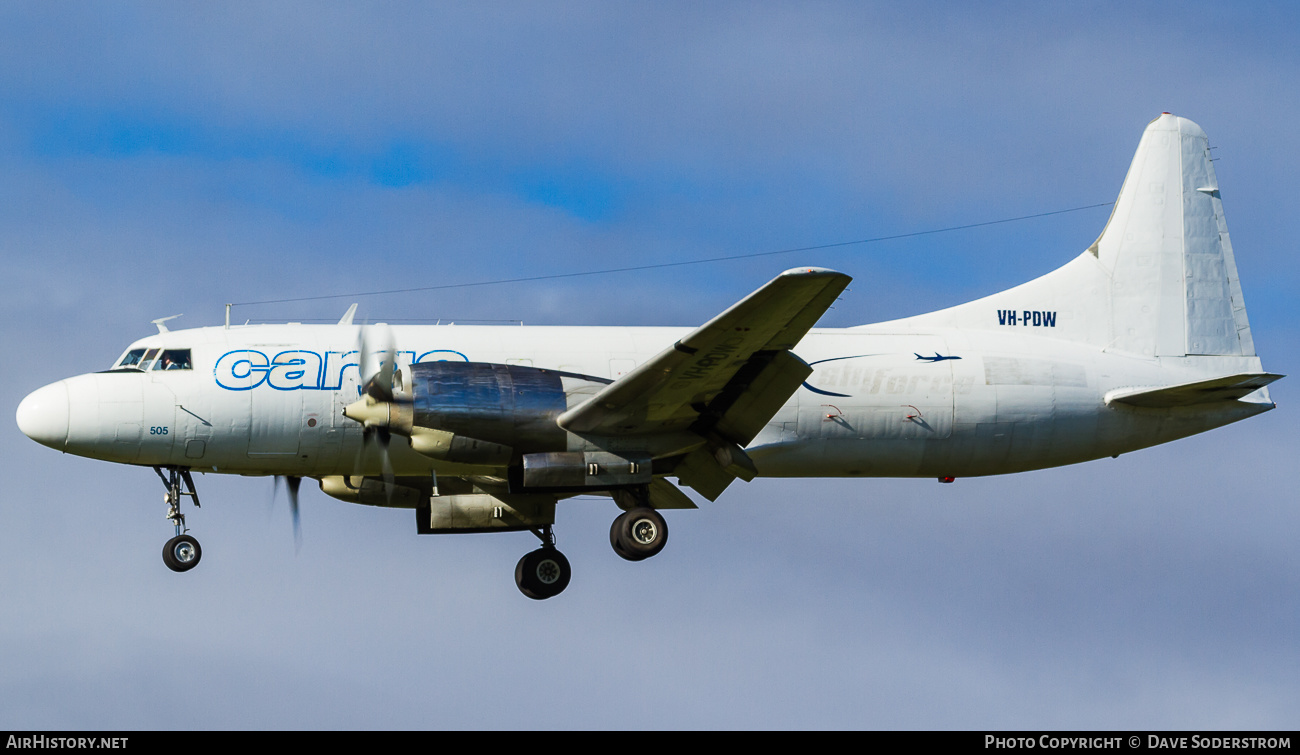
1106,373 -> 1283,409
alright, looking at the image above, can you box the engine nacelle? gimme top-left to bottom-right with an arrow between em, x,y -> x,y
517,451 -> 653,491
396,362 -> 608,464
319,475 -> 424,508
416,493 -> 556,533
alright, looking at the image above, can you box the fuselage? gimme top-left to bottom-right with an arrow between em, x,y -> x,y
10,114 -> 1279,600
16,320 -> 1273,484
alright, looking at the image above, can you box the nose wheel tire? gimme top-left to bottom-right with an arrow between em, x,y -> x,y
162,534 -> 202,572
515,547 -> 571,600
610,507 -> 668,562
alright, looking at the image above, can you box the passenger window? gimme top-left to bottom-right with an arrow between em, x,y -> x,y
153,349 -> 193,371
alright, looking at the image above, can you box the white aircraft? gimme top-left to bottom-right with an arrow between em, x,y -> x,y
16,114 -> 1281,599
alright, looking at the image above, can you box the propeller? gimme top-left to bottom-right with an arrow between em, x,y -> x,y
343,324 -> 406,504
358,322 -> 397,402
272,474 -> 304,552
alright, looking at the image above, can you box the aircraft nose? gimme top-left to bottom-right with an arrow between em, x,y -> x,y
16,381 -> 69,451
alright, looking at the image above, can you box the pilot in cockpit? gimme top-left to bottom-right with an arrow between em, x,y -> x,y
156,350 -> 192,371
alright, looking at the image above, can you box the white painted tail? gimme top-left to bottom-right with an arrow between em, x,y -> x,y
891,114 -> 1257,360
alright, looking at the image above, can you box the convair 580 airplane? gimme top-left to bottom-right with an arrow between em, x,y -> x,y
16,114 -> 1281,599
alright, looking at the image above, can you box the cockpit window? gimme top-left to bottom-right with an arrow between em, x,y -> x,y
113,347 -> 192,371
152,349 -> 193,371
117,349 -> 148,369
137,348 -> 161,370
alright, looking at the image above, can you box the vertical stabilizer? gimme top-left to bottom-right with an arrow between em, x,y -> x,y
1088,113 -> 1254,357
885,114 -> 1258,360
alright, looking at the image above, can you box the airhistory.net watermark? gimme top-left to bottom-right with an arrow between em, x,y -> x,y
5,737 -> 127,749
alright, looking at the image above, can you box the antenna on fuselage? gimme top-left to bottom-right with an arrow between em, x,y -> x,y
152,314 -> 183,333
338,303 -> 359,326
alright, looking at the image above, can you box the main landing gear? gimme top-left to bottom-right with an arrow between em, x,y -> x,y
610,507 -> 668,561
511,496 -> 671,600
608,487 -> 669,562
155,466 -> 202,573
516,524 -> 571,600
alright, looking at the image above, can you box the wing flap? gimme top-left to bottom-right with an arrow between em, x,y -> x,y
706,350 -> 812,446
1106,372 -> 1283,408
672,447 -> 739,501
647,478 -> 698,509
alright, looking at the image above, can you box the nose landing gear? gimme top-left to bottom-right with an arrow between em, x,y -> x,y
154,466 -> 202,573
162,534 -> 202,572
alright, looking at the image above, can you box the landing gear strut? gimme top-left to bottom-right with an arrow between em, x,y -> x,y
154,466 -> 202,573
515,524 -> 571,600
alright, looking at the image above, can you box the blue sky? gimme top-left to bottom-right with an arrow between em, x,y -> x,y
2,2 -> 1298,729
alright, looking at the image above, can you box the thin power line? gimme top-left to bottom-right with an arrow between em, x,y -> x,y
231,201 -> 1113,308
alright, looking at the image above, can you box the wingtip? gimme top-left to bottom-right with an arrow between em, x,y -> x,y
779,266 -> 849,278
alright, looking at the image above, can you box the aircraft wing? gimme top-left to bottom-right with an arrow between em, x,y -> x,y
558,267 -> 850,493
1106,372 -> 1284,408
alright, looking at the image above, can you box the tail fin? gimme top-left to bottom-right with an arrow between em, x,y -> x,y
1090,113 -> 1254,356
890,114 -> 1257,359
